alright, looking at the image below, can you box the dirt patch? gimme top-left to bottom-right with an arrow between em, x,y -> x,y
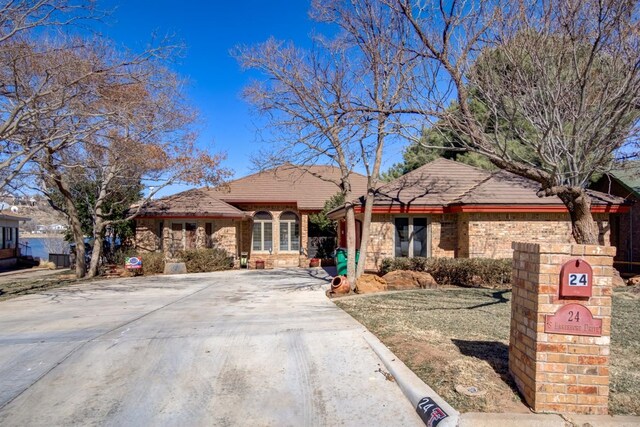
336,287 -> 640,415
0,271 -> 80,301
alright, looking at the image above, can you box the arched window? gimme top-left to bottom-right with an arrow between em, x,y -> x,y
252,211 -> 273,252
279,212 -> 300,252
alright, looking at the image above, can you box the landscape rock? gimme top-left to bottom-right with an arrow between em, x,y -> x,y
612,269 -> 626,288
382,270 -> 438,290
164,262 -> 187,274
627,275 -> 640,287
355,274 -> 387,294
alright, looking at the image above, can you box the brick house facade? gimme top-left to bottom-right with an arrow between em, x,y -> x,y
330,159 -> 626,271
135,159 -> 627,271
134,165 -> 368,268
358,211 -> 610,270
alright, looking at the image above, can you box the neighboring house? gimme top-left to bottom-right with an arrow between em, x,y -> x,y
329,159 -> 628,270
591,165 -> 640,274
134,165 -> 368,268
0,212 -> 30,268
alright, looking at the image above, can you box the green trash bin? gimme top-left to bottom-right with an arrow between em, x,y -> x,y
335,248 -> 360,276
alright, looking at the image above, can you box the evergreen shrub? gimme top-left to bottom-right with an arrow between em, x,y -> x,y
178,248 -> 234,273
380,257 -> 511,287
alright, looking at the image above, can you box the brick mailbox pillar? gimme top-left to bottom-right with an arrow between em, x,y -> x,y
509,242 -> 615,415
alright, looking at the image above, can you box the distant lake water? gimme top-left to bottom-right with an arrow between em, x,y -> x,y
19,236 -> 69,260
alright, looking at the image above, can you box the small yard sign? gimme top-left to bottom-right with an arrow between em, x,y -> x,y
125,256 -> 142,270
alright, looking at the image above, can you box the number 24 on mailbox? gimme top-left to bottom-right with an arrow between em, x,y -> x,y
559,258 -> 592,298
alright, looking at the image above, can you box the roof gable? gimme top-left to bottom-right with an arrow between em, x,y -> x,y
136,164 -> 369,218
137,189 -> 246,218
373,158 -> 489,206
209,164 -> 368,210
611,163 -> 640,196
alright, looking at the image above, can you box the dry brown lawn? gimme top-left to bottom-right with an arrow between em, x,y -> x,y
335,286 -> 640,415
0,271 -> 78,301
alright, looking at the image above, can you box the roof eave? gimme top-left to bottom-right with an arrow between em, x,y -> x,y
136,213 -> 248,220
329,202 -> 630,217
0,213 -> 30,221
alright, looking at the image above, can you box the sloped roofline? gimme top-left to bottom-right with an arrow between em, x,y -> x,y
327,158 -> 629,218
0,212 -> 30,221
609,169 -> 640,198
134,164 -> 368,217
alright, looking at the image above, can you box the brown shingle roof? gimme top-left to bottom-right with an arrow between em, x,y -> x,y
137,165 -> 368,217
372,158 -> 489,207
209,164 -> 368,211
354,158 -> 625,210
137,189 -> 246,218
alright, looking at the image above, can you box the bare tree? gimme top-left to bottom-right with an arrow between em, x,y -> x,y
0,1 -> 98,192
389,0 -> 640,244
30,40 -> 229,278
235,39 -> 366,284
0,0 -> 96,44
312,0 -> 416,278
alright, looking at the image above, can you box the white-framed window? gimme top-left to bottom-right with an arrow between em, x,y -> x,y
394,217 -> 429,258
279,211 -> 300,252
252,211 -> 273,252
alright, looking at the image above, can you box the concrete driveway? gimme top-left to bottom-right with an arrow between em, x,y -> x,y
0,269 -> 422,426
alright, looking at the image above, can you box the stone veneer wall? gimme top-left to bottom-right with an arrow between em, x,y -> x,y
135,218 -> 237,259
134,218 -> 160,252
509,242 -> 614,414
364,214 -> 394,270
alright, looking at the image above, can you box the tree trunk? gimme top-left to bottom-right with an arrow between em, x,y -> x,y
345,202 -> 357,287
356,189 -> 374,279
558,188 -> 600,245
355,114 -> 386,280
87,232 -> 104,278
69,211 -> 87,278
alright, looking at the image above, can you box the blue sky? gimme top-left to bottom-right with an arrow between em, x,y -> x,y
96,1 -> 406,196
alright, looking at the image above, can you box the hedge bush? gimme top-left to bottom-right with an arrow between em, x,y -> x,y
177,248 -> 234,273
113,247 -> 137,266
380,257 -> 511,287
141,252 -> 165,275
